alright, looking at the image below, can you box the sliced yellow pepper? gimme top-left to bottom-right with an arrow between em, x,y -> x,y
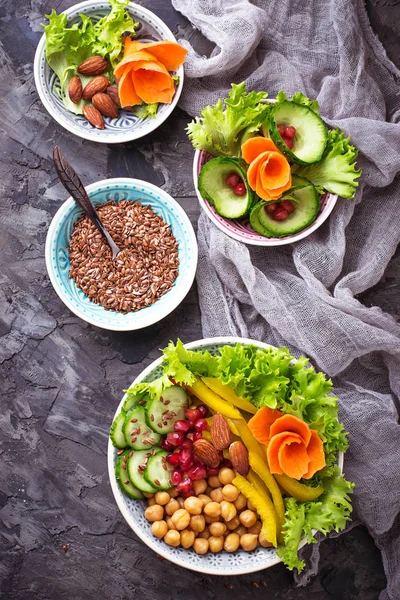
201,377 -> 257,414
202,430 -> 212,443
247,469 -> 271,500
249,450 -> 285,539
274,473 -> 324,502
233,474 -> 277,547
188,379 -> 242,420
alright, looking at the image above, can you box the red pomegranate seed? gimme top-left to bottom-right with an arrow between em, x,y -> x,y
185,408 -> 201,422
179,448 -> 194,471
166,431 -> 185,447
166,452 -> 181,466
207,467 -> 220,476
271,208 -> 289,221
194,418 -> 207,432
285,126 -> 296,139
192,431 -> 203,441
285,138 -> 294,149
187,464 -> 207,480
220,458 -> 233,468
277,124 -> 286,137
197,405 -> 208,418
226,172 -> 240,188
174,420 -> 191,433
281,200 -> 295,214
233,182 -> 246,196
172,469 -> 183,485
176,477 -> 192,494
161,438 -> 175,450
192,455 -> 204,465
181,438 -> 193,449
266,202 -> 278,213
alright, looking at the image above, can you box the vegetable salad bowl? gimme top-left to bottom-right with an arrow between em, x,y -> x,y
34,0 -> 184,143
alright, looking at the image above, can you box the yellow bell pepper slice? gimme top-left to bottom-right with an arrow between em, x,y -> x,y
188,379 -> 242,420
247,469 -> 271,500
202,430 -> 212,443
249,450 -> 285,538
274,473 -> 324,502
201,377 -> 257,414
233,474 -> 277,547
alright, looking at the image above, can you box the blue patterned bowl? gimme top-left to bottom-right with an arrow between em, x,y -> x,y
45,178 -> 197,330
34,1 -> 184,143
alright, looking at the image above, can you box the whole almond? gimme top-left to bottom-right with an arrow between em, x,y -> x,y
211,413 -> 232,450
106,86 -> 121,108
229,441 -> 249,476
193,439 -> 220,468
83,105 -> 105,130
68,75 -> 82,104
92,93 -> 119,119
78,55 -> 109,75
82,76 -> 110,100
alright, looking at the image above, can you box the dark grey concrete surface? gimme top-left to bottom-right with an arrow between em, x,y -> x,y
0,1 -> 398,599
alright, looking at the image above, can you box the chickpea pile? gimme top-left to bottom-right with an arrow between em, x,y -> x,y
144,467 -> 272,554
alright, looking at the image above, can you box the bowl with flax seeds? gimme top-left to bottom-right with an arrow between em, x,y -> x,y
45,178 -> 197,330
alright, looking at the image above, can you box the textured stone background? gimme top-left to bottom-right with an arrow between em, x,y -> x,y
0,1 -> 398,599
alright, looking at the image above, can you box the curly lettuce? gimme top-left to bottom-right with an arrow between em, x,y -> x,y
275,90 -> 320,114
134,103 -> 159,120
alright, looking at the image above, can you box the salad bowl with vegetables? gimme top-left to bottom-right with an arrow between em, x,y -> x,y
108,337 -> 354,575
34,0 -> 186,143
190,85 -> 362,245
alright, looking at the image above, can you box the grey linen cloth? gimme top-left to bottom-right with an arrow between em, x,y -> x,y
171,0 -> 400,597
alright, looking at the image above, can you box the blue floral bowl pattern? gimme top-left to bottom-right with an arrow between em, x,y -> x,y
45,178 -> 197,330
34,1 -> 184,143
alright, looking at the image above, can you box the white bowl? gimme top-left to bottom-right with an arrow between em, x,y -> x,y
34,1 -> 184,143
108,336 -> 344,574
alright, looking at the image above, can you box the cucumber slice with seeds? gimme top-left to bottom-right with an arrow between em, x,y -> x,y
123,390 -> 149,412
115,451 -> 144,499
110,412 -> 127,448
144,450 -> 174,491
146,385 -> 188,435
123,406 -> 161,450
127,448 -> 160,493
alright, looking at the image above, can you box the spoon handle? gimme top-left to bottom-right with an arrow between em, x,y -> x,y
53,146 -> 121,259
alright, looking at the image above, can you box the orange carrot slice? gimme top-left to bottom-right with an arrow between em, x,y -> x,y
242,137 -> 279,164
247,152 -> 270,190
118,67 -> 142,107
269,414 -> 312,446
123,38 -> 188,71
248,407 -> 283,445
133,68 -> 174,104
267,432 -> 304,475
114,49 -> 156,79
259,154 -> 291,191
302,429 -> 326,479
278,437 -> 310,480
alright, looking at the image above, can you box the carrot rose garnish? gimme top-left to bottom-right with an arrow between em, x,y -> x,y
241,136 -> 292,201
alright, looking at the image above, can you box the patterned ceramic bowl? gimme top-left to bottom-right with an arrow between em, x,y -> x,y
108,336 -> 344,575
193,150 -> 338,246
34,1 -> 184,143
45,178 -> 197,331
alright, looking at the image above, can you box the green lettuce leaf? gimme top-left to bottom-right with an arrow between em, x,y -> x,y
134,103 -> 159,120
92,0 -> 138,67
293,128 -> 362,198
275,91 -> 320,115
278,498 -> 307,571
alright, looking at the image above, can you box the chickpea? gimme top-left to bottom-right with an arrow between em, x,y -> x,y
239,510 -> 257,529
151,520 -> 168,539
219,468 -> 235,485
177,497 -> 185,509
220,501 -> 237,523
143,492 -> 154,498
210,488 -> 224,503
154,491 -> 170,506
180,529 -> 195,549
190,514 -> 206,533
193,479 -> 207,495
222,484 -> 239,503
226,516 -> 241,531
208,476 -> 221,488
168,487 -> 179,498
209,536 -> 224,553
166,516 -> 175,530
203,502 -> 221,518
234,525 -> 247,537
259,531 -> 273,548
209,522 -> 227,537
193,538 -> 209,555
165,498 -> 180,516
247,500 -> 256,512
234,493 -> 247,511
171,508 -> 191,531
164,530 -> 180,547
205,515 -> 220,524
224,532 -> 240,553
248,521 -> 262,535
184,496 -> 203,515
197,527 -> 211,540
240,533 -> 258,552
147,497 -> 156,506
144,504 -> 164,522
198,494 -> 212,507
205,486 -> 213,495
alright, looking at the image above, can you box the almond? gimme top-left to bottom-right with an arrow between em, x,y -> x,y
92,93 -> 119,119
83,105 -> 105,130
106,86 -> 121,108
229,441 -> 249,476
211,413 -> 232,450
68,75 -> 82,104
82,76 -> 110,100
193,439 -> 220,468
78,55 -> 109,75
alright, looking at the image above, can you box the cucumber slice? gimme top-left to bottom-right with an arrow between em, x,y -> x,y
146,385 -> 188,435
250,178 -> 320,237
115,451 -> 144,499
123,406 -> 161,450
123,390 -> 148,412
144,450 -> 174,491
110,412 -> 127,449
266,101 -> 328,164
127,449 -> 160,493
198,157 -> 255,218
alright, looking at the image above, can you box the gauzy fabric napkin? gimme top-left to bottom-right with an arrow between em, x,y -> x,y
171,0 -> 400,597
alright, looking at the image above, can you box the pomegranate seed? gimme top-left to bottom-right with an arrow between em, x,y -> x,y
181,438 -> 193,449
285,126 -> 296,139
194,418 -> 207,432
193,431 -> 203,441
271,208 -> 289,221
233,182 -> 246,196
220,458 -> 233,468
187,464 -> 207,480
161,439 -> 175,450
207,467 -> 220,476
285,138 -> 294,149
197,405 -> 208,418
179,448 -> 194,471
226,172 -> 240,188
185,408 -> 201,422
166,431 -> 185,447
172,469 -> 182,485
176,477 -> 192,494
166,452 -> 181,466
281,200 -> 295,214
266,202 -> 278,213
192,455 -> 204,465
277,124 -> 286,137
174,420 -> 191,433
